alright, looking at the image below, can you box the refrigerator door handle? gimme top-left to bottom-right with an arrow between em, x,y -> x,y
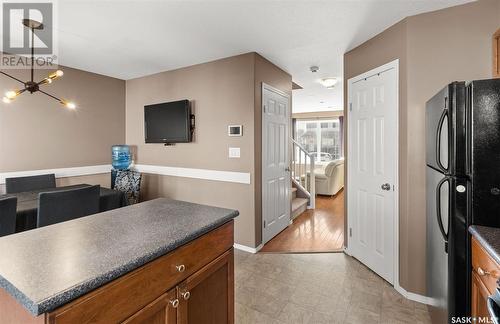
436,109 -> 449,172
436,176 -> 451,246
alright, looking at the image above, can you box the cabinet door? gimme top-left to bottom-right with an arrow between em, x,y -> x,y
471,271 -> 491,320
177,249 -> 234,324
122,288 -> 178,324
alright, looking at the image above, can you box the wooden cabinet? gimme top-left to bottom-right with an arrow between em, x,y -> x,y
471,236 -> 500,320
472,270 -> 492,320
121,249 -> 234,324
43,221 -> 234,324
177,250 -> 234,324
123,289 -> 178,324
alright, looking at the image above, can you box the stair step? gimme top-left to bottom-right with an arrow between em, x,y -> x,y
291,187 -> 297,193
291,197 -> 308,220
291,187 -> 297,200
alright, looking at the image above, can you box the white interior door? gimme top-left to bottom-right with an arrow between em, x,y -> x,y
347,60 -> 398,284
262,83 -> 291,244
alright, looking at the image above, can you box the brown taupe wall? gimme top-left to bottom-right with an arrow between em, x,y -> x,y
126,53 -> 291,248
344,18 -> 408,289
126,53 -> 256,247
404,0 -> 499,294
0,66 -> 125,172
344,0 -> 499,294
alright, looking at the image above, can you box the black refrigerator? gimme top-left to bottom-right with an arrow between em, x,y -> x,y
426,79 -> 500,323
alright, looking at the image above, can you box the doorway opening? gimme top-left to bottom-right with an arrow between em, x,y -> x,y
261,113 -> 345,253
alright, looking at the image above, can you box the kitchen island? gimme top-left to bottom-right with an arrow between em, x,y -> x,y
0,198 -> 238,324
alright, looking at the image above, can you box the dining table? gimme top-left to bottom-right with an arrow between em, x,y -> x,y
0,184 -> 128,233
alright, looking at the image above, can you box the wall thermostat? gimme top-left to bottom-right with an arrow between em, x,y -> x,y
228,125 -> 242,136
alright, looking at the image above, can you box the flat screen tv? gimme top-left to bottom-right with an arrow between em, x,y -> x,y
144,100 -> 192,144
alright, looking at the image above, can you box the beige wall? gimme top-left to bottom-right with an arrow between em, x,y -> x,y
344,18 -> 409,289
0,66 -> 125,172
344,0 -> 499,294
125,52 -> 291,248
404,0 -> 499,294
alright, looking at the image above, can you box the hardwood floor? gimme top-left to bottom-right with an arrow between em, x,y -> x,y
261,190 -> 344,253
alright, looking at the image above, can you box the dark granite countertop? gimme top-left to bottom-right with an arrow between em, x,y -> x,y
0,198 -> 238,316
469,225 -> 500,265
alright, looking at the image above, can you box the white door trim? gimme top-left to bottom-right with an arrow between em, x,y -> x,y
261,82 -> 291,245
262,82 -> 290,98
345,59 -> 400,288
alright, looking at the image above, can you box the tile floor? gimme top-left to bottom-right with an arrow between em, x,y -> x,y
234,249 -> 431,324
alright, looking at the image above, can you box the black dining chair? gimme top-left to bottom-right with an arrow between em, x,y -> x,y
37,185 -> 100,228
6,174 -> 56,194
0,197 -> 17,237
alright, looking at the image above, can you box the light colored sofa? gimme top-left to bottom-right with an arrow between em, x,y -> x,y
312,159 -> 344,196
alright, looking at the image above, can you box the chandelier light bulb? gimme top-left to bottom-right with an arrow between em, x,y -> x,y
5,90 -> 18,99
2,97 -> 11,103
61,100 -> 76,110
49,70 -> 64,79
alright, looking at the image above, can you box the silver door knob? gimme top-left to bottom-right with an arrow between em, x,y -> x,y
381,183 -> 391,191
170,299 -> 179,308
176,264 -> 186,272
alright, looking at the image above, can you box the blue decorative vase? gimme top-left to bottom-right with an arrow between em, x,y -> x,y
112,145 -> 131,170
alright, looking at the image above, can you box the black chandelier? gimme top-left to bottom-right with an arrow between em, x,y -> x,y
0,19 -> 76,109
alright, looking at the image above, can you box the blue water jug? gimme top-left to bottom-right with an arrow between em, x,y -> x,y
112,145 -> 131,170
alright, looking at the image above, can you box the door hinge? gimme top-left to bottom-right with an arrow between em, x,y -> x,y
349,228 -> 352,237
349,103 -> 353,112
263,220 -> 266,228
263,105 -> 266,113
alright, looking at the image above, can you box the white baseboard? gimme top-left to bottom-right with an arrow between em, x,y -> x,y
0,164 -> 252,186
134,164 -> 251,185
0,165 -> 111,184
395,284 -> 434,306
233,243 -> 263,254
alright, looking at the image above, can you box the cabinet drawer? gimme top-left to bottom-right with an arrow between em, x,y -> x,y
48,221 -> 234,324
471,236 -> 500,295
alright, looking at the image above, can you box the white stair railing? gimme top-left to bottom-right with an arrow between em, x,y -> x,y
291,138 -> 315,209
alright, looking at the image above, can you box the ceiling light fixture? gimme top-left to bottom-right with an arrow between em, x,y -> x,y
0,19 -> 76,109
318,78 -> 338,89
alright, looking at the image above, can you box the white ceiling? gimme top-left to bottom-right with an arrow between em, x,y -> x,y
13,0 -> 474,112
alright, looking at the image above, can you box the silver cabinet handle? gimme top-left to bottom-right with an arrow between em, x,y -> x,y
381,183 -> 391,191
181,291 -> 191,300
176,264 -> 186,273
478,267 -> 491,276
170,299 -> 179,308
